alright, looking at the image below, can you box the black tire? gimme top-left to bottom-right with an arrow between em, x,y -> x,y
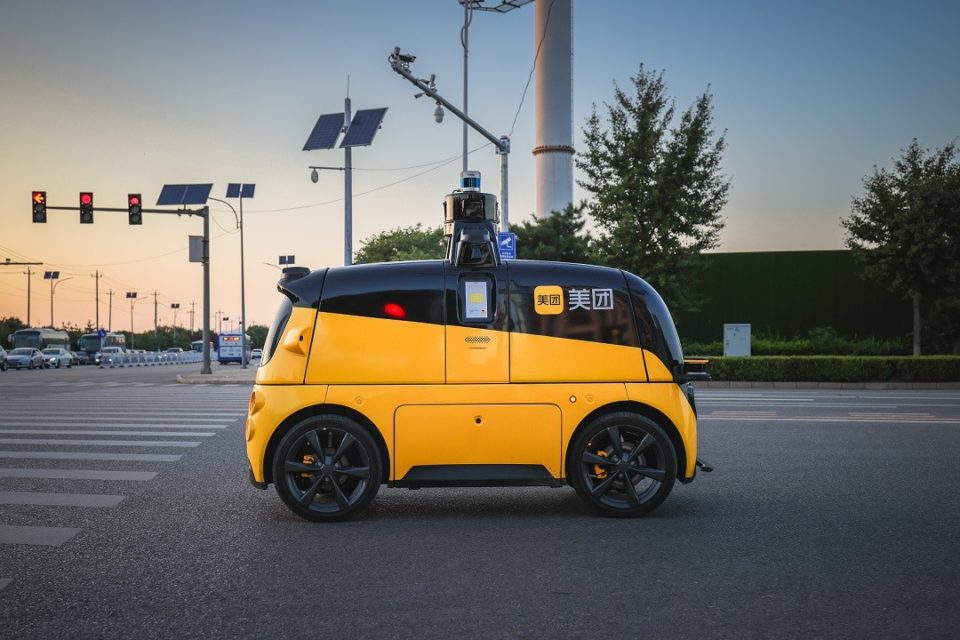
568,412 -> 677,518
273,415 -> 382,522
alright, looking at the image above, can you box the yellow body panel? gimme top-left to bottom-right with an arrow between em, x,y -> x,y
254,307 -> 317,386
625,382 -> 698,478
395,404 -> 561,477
245,384 -> 328,482
510,332 -> 649,383
247,380 -> 698,484
643,351 -> 675,382
305,312 -> 445,385
248,312 -> 699,485
445,325 -> 509,383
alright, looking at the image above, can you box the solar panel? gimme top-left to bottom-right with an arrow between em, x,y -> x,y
183,184 -> 213,205
158,184 -> 212,206
157,184 -> 188,206
341,108 -> 388,148
241,184 -> 255,198
303,113 -> 344,151
226,183 -> 241,198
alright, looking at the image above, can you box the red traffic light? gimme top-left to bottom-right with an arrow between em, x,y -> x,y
79,192 -> 94,224
32,190 -> 47,223
127,193 -> 143,225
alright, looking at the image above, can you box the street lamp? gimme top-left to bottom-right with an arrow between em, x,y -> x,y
389,47 -> 511,229
44,271 -> 73,328
212,183 -> 255,369
126,292 -> 147,350
171,303 -> 180,343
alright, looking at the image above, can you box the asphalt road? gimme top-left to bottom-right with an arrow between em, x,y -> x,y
1,368 -> 958,639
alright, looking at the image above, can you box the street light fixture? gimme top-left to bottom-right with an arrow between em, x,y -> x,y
45,272 -> 73,328
126,292 -> 147,350
389,46 -> 511,229
212,183 -> 255,369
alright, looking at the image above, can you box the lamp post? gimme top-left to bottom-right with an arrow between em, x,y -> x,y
171,303 -> 180,344
44,271 -> 73,328
212,184 -> 255,369
126,292 -> 146,350
389,47 -> 511,229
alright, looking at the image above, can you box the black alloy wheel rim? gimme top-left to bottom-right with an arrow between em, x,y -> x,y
282,427 -> 372,514
580,425 -> 667,510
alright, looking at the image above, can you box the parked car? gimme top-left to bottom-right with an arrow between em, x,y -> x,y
251,348 -> 262,360
99,346 -> 125,366
73,351 -> 91,365
7,348 -> 44,370
0,346 -> 7,371
42,347 -> 73,368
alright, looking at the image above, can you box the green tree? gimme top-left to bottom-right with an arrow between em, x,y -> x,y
576,65 -> 729,312
354,224 -> 445,263
0,316 -> 26,347
842,140 -> 960,355
247,324 -> 268,349
512,202 -> 594,263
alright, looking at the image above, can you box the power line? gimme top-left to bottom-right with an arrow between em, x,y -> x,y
509,0 -> 555,138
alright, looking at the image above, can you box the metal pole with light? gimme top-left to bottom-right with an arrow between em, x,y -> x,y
154,184 -> 214,374
44,271 -> 73,328
171,303 -> 180,344
219,182 -> 255,369
388,47 -> 511,230
126,292 -> 139,349
303,100 -> 387,266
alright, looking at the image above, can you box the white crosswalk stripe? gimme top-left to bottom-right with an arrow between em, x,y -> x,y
0,381 -> 249,573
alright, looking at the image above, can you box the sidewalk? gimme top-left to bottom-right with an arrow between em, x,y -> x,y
176,365 -> 257,385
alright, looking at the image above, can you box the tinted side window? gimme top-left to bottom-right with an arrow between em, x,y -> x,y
622,270 -> 684,370
321,261 -> 444,325
261,298 -> 292,366
508,262 -> 639,347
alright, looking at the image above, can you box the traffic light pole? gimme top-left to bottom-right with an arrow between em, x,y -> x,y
33,200 -> 212,374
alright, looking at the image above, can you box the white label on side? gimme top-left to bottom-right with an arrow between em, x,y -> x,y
464,281 -> 488,319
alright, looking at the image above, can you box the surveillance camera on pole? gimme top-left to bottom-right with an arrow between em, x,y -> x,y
388,46 -> 511,230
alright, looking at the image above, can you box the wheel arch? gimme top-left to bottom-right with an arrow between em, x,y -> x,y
262,404 -> 390,486
565,401 -> 687,481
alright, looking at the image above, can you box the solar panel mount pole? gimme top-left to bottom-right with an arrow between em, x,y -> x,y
201,207 -> 212,375
344,96 -> 353,266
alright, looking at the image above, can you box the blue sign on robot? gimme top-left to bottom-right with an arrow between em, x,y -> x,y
497,232 -> 517,260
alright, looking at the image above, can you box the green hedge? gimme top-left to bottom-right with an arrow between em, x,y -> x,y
697,356 -> 960,383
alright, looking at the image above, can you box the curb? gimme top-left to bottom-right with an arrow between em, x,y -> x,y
176,374 -> 256,385
694,381 -> 960,390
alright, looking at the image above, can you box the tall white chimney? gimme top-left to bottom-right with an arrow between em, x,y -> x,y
533,0 -> 573,218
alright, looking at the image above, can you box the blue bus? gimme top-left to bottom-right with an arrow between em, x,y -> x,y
77,332 -> 126,359
217,331 -> 251,364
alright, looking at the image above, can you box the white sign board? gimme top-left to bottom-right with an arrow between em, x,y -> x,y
464,281 -> 489,319
723,323 -> 751,356
189,236 -> 203,263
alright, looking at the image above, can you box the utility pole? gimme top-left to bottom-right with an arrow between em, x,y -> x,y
190,301 -> 195,333
152,291 -> 159,349
108,289 -> 113,332
92,270 -> 102,329
2,261 -> 42,325
344,95 -> 353,266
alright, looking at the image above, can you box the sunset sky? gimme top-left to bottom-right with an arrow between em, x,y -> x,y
2,0 -> 958,331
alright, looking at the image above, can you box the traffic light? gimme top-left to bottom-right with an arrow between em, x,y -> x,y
32,191 -> 47,223
79,192 -> 94,224
128,193 -> 142,225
